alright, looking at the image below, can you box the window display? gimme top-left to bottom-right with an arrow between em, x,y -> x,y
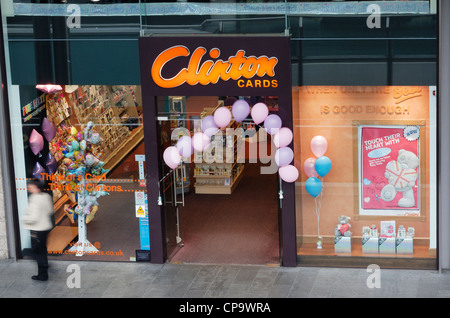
17,85 -> 145,260
295,86 -> 437,268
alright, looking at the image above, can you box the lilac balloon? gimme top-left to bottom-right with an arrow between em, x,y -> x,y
29,129 -> 44,156
41,117 -> 56,142
32,162 -> 46,180
232,100 -> 250,122
279,165 -> 299,183
192,132 -> 211,152
45,153 -> 57,175
264,114 -> 282,135
275,147 -> 294,167
201,115 -> 219,137
273,127 -> 293,148
251,102 -> 269,125
214,107 -> 232,128
176,136 -> 193,158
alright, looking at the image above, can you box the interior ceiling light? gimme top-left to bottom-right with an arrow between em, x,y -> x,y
35,84 -> 63,94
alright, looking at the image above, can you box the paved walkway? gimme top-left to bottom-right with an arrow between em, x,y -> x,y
1,259 -> 450,298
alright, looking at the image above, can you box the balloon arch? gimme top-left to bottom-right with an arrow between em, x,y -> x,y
162,99 -> 332,250
162,99 -> 300,184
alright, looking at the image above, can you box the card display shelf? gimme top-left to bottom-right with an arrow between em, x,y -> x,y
193,101 -> 245,194
194,163 -> 244,194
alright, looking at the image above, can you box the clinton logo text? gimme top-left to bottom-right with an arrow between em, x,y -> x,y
151,46 -> 279,88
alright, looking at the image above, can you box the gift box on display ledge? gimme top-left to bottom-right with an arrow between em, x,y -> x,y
335,236 -> 352,253
378,221 -> 396,254
395,226 -> 414,255
361,226 -> 378,254
378,237 -> 396,254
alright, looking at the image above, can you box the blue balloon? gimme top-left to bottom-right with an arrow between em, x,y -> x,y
305,177 -> 322,198
315,156 -> 332,177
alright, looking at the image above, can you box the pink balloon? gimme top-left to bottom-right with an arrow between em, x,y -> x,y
273,127 -> 293,148
29,129 -> 44,156
192,132 -> 211,152
41,118 -> 56,142
303,157 -> 319,178
279,165 -> 299,183
251,103 -> 269,125
163,146 -> 181,170
214,107 -> 232,128
310,135 -> 328,157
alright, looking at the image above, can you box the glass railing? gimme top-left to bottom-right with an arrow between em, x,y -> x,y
2,1 -> 436,86
10,1 -> 431,16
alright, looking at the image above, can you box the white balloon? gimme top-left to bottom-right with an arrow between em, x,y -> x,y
163,146 -> 181,169
192,132 -> 211,152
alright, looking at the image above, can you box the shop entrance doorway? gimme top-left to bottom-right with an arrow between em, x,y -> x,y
139,36 -> 297,266
157,96 -> 280,265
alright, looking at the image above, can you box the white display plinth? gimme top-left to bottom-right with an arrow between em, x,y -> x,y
378,237 -> 396,254
396,237 -> 414,254
68,214 -> 98,256
334,236 -> 351,253
362,237 -> 379,254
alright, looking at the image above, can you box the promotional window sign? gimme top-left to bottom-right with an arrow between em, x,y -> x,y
359,125 -> 420,216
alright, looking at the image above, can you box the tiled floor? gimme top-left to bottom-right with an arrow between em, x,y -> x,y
1,259 -> 450,298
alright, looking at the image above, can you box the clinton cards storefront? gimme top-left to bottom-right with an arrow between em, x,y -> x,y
139,35 -> 437,269
7,33 -> 436,269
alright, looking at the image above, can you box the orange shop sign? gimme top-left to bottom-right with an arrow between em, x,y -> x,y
151,45 -> 279,89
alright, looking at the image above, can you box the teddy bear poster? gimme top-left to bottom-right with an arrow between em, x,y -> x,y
361,126 -> 419,211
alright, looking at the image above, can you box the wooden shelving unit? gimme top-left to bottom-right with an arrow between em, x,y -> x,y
47,85 -> 142,206
194,162 -> 244,194
45,85 -> 143,254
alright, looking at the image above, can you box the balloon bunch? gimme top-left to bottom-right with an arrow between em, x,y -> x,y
303,135 -> 332,248
304,136 -> 332,197
30,118 -> 58,179
59,121 -> 109,223
162,99 -> 299,183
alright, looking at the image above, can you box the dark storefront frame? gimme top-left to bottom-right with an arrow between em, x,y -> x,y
138,35 -> 297,266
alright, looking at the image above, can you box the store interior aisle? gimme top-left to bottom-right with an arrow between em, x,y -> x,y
170,162 -> 280,265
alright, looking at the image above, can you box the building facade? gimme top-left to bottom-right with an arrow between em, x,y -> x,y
1,0 -> 447,270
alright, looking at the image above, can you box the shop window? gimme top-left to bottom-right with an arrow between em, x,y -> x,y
15,85 -> 147,261
294,86 -> 437,269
